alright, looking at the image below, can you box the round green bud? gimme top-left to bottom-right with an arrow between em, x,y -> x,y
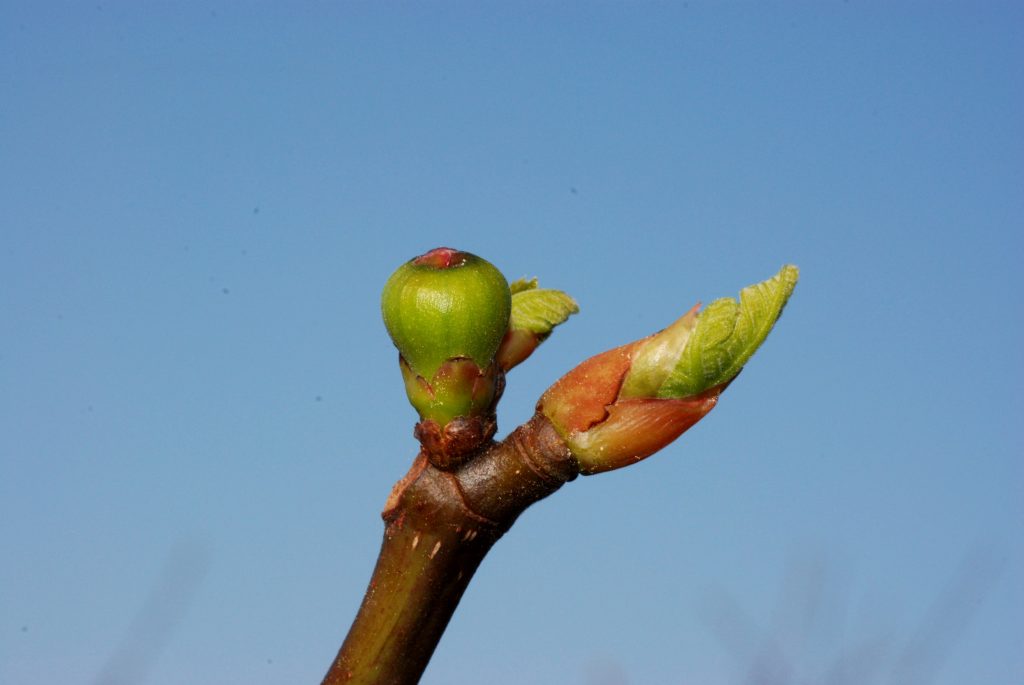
381,247 -> 512,379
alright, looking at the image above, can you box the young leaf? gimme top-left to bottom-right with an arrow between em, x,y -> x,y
657,265 -> 799,398
509,277 -> 539,294
510,288 -> 579,339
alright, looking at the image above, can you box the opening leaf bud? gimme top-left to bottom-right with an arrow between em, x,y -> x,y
539,265 -> 798,474
495,277 -> 579,371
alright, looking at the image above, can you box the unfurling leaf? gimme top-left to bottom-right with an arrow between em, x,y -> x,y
510,288 -> 579,340
658,265 -> 799,398
538,264 -> 798,474
509,277 -> 539,294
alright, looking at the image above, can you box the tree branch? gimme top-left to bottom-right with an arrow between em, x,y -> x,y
322,414 -> 576,685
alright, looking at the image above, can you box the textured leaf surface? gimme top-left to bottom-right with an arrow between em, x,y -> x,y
510,288 -> 579,337
509,277 -> 538,294
658,265 -> 799,398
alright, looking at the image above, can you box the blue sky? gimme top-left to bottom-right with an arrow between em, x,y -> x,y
2,3 -> 1021,684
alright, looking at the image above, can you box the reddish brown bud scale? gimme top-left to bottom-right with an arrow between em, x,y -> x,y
567,393 -> 720,474
495,329 -> 540,371
537,339 -> 646,434
413,415 -> 497,470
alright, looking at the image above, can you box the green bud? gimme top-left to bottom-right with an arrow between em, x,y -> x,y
381,247 -> 512,379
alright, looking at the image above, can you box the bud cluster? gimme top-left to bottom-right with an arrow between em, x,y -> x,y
381,248 -> 795,475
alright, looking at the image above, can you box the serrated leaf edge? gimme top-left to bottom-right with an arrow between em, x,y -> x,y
509,277 -> 539,295
657,265 -> 798,398
509,288 -> 580,337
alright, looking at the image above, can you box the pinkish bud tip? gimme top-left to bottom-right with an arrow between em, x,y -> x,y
413,247 -> 469,269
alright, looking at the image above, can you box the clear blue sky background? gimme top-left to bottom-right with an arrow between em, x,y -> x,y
2,3 -> 1021,684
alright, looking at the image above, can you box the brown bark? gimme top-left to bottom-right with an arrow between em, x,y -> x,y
322,413 -> 577,685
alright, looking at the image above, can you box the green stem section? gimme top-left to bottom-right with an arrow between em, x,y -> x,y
322,414 -> 577,685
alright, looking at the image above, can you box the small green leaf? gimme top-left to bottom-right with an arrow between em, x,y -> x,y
510,288 -> 579,339
510,277 -> 538,294
657,265 -> 799,398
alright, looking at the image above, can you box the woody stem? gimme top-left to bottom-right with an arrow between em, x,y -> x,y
321,414 -> 577,685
